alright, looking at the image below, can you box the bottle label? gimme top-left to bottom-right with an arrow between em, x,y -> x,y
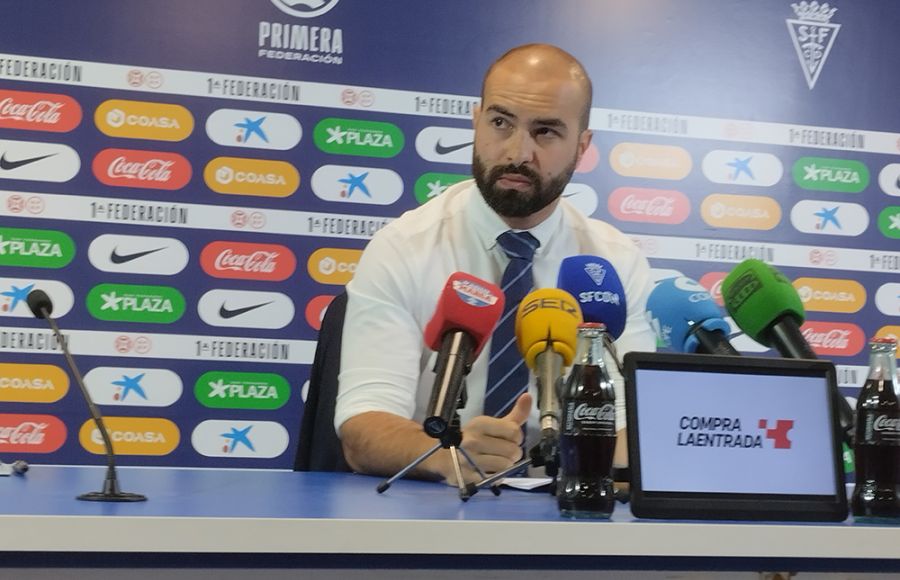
563,401 -> 616,436
860,412 -> 900,446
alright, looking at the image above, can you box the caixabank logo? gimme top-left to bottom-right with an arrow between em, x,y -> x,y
82,367 -> 183,407
192,420 -> 289,458
259,0 -> 344,66
675,416 -> 794,450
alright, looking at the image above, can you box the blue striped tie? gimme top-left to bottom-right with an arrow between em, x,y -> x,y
483,230 -> 540,418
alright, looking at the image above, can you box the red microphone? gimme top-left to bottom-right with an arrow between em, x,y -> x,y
423,273 -> 504,438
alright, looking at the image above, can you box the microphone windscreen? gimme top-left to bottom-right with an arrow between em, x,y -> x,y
514,288 -> 583,369
647,277 -> 730,352
721,259 -> 805,346
423,272 -> 504,358
556,255 -> 627,339
26,289 -> 53,319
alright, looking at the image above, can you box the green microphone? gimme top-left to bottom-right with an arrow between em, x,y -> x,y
721,258 -> 810,357
722,258 -> 853,439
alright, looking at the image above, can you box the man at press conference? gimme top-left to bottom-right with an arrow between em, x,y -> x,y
334,43 -> 657,485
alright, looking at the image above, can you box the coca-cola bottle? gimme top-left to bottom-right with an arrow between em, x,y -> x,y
851,337 -> 900,522
557,322 -> 617,518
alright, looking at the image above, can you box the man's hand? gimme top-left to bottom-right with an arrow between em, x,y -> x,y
440,393 -> 533,486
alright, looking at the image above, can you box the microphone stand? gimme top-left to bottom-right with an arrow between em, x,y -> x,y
376,384 -> 500,501
31,294 -> 146,502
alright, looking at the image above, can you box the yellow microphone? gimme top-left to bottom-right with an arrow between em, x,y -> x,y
515,288 -> 583,437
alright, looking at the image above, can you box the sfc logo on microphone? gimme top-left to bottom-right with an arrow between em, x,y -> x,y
451,279 -> 499,307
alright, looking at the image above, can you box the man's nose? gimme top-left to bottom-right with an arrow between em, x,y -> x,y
504,130 -> 537,166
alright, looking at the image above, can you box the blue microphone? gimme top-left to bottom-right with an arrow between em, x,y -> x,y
647,276 -> 739,355
557,255 -> 627,339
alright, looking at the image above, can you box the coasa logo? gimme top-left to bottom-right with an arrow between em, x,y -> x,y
700,194 -> 782,230
0,227 -> 74,268
200,241 -> 297,281
195,371 -> 290,410
415,126 -> 473,164
79,417 -> 179,456
790,200 -> 869,236
701,150 -> 784,187
204,157 -> 299,197
307,248 -> 361,285
198,289 -> 295,329
608,187 -> 690,224
206,108 -> 302,150
88,234 -> 189,276
609,143 -> 692,180
0,364 -> 68,403
191,419 -> 289,458
86,283 -> 185,323
793,157 -> 868,192
92,148 -> 191,190
82,367 -> 183,407
271,0 -> 341,18
0,414 -> 66,453
314,118 -> 404,158
793,277 -> 866,313
1,278 -> 74,318
874,283 -> 900,317
787,1 -> 841,89
878,206 -> 900,239
0,89 -> 81,132
305,294 -> 334,330
414,172 -> 468,205
0,139 -> 80,183
878,164 -> 900,197
95,100 -> 193,141
561,184 -> 599,218
311,164 -> 403,205
800,321 -> 865,357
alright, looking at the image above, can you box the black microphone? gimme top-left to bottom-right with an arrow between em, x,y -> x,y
0,459 -> 29,476
27,289 -> 146,502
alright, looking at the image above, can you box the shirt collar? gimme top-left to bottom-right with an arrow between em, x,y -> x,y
469,181 -> 563,256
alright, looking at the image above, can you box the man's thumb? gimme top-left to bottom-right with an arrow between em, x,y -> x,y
503,392 -> 532,425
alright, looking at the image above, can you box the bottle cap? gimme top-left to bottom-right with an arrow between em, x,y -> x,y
870,337 -> 897,345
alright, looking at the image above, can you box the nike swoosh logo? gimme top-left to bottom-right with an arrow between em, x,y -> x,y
219,301 -> 273,319
110,247 -> 166,264
434,140 -> 473,155
562,191 -> 581,198
0,152 -> 57,171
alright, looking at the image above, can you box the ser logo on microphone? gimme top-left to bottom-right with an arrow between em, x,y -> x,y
520,296 -> 580,318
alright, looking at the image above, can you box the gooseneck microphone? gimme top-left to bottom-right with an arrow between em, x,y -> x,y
515,288 -> 583,441
721,259 -> 854,438
27,289 -> 146,502
422,273 -> 505,438
647,276 -> 739,356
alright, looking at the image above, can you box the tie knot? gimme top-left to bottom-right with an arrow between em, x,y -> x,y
497,230 -> 539,262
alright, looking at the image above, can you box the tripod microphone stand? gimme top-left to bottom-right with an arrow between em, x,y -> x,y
376,386 -> 501,501
473,431 -> 559,493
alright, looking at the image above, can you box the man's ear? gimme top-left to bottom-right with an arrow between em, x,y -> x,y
472,104 -> 481,130
575,129 -> 593,164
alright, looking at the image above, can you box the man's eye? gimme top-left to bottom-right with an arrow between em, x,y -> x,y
491,117 -> 508,128
535,127 -> 559,137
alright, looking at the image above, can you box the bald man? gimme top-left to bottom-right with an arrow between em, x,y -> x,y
335,44 -> 656,485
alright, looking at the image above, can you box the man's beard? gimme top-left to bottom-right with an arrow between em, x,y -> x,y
473,153 -> 576,219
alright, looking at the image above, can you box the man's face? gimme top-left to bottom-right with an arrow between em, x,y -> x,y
473,63 -> 591,219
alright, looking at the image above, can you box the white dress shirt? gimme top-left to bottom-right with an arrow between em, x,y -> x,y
334,180 -> 656,446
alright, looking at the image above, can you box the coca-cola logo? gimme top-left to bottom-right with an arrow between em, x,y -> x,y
201,241 -> 297,281
800,321 -> 865,357
698,272 -> 728,306
873,415 -> 900,433
0,89 -> 81,132
608,187 -> 690,224
0,414 -> 66,453
92,148 -> 191,190
573,403 -> 615,422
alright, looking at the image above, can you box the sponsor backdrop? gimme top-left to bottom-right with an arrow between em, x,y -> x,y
0,0 -> 897,467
